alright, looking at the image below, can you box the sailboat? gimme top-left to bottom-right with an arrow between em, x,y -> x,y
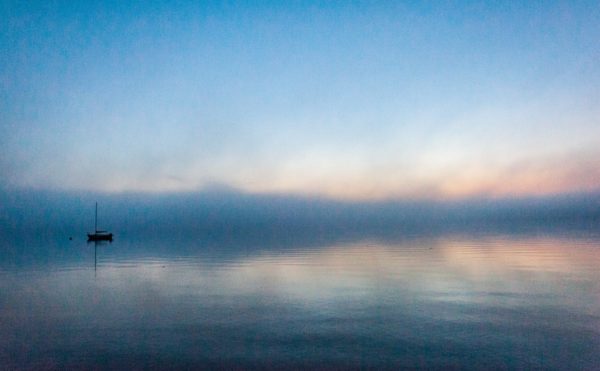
87,202 -> 113,242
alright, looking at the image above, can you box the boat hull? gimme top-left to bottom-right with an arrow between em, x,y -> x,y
87,233 -> 113,242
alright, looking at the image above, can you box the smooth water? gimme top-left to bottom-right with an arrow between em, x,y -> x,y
1,228 -> 600,369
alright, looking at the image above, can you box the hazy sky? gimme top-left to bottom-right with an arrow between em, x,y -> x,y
2,1 -> 599,200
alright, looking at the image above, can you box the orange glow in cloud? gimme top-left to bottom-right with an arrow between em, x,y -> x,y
29,147 -> 600,201
435,151 -> 600,199
238,149 -> 600,200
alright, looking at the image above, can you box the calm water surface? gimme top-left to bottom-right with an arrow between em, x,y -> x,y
1,229 -> 600,369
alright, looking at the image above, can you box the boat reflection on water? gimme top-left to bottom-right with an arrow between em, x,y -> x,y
90,239 -> 112,272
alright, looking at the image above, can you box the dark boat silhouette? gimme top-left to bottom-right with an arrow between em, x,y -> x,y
87,202 -> 113,242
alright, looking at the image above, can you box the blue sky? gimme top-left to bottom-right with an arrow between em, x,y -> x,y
1,1 -> 599,199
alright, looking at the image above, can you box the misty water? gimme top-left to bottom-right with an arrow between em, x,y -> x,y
1,194 -> 600,369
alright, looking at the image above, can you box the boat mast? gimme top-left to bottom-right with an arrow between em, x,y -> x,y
95,202 -> 98,233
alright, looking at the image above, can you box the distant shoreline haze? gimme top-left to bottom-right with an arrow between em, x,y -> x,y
1,189 -> 598,241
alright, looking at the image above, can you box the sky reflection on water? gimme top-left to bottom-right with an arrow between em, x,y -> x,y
1,229 -> 600,369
